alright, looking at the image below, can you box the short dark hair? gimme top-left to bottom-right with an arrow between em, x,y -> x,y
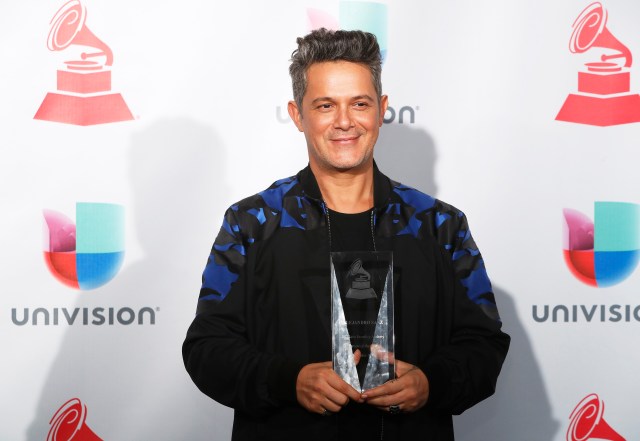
289,28 -> 383,111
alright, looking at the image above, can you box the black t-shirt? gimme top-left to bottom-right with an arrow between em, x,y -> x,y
327,208 -> 375,252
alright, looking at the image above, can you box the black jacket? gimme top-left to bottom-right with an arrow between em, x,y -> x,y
183,165 -> 510,440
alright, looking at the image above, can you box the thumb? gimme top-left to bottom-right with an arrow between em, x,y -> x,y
353,349 -> 362,365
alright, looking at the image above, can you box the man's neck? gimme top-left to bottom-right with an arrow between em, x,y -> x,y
311,161 -> 374,214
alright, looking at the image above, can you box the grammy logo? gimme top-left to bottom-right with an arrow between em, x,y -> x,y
34,0 -> 133,126
47,398 -> 103,441
556,2 -> 640,126
567,393 -> 625,441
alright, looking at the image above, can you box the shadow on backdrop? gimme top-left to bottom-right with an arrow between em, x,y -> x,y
454,286 -> 560,440
26,118 -> 233,440
375,122 -> 438,196
377,124 -> 558,439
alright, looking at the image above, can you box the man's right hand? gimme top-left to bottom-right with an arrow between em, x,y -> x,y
296,352 -> 363,415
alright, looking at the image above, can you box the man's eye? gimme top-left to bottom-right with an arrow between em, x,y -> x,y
354,102 -> 368,108
317,104 -> 332,110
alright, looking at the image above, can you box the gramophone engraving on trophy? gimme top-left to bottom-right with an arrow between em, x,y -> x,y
556,2 -> 640,126
34,0 -> 133,126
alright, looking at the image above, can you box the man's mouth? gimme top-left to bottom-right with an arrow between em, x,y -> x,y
330,135 -> 359,142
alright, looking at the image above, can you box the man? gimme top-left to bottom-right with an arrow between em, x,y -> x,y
183,29 -> 509,440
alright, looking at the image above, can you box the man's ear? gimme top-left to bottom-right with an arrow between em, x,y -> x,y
288,101 -> 304,132
378,95 -> 389,127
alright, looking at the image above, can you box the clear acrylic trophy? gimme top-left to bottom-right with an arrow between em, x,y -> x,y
331,251 -> 394,392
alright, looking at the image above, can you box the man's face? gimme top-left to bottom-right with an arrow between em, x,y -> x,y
288,61 -> 388,173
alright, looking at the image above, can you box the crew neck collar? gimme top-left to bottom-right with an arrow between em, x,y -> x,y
297,161 -> 392,209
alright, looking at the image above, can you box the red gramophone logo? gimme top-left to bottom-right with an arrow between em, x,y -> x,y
47,398 -> 103,440
567,394 -> 626,441
34,0 -> 133,126
556,2 -> 640,126
47,398 -> 102,441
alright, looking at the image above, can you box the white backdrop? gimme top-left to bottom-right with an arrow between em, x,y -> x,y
2,0 -> 639,440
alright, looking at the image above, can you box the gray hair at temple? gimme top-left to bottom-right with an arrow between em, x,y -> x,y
289,28 -> 383,112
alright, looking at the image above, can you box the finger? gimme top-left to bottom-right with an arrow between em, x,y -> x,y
297,362 -> 343,412
353,349 -> 361,365
369,390 -> 424,412
369,345 -> 394,364
361,377 -> 403,399
299,381 -> 344,414
363,382 -> 406,404
301,364 -> 358,402
320,396 -> 344,413
325,369 -> 360,392
326,374 -> 363,402
319,377 -> 356,411
322,385 -> 351,409
310,360 -> 362,403
362,361 -> 419,399
366,370 -> 429,412
386,351 -> 396,365
326,394 -> 351,409
363,360 -> 416,400
365,390 -> 405,408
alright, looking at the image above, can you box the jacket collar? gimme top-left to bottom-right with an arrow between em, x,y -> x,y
297,161 -> 392,209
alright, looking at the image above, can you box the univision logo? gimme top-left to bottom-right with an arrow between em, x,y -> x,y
308,1 -> 388,62
10,202 -> 156,327
563,202 -> 640,287
43,202 -> 124,290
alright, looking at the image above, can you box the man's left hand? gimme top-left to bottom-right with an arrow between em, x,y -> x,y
360,360 -> 429,413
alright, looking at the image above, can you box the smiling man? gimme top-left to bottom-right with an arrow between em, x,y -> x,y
183,29 -> 510,440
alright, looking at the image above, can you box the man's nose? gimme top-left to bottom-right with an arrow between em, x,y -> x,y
334,106 -> 354,130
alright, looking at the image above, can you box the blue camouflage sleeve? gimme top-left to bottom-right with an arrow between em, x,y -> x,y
433,203 -> 500,321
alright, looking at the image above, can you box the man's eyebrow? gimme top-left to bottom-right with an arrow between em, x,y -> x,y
310,96 -> 334,105
310,95 -> 375,105
352,95 -> 375,102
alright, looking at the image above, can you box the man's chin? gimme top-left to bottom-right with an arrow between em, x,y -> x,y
327,153 -> 374,171
329,159 -> 372,173
309,150 -> 374,174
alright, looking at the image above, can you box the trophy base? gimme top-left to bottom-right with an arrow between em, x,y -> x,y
34,92 -> 134,126
346,287 -> 377,300
555,93 -> 640,126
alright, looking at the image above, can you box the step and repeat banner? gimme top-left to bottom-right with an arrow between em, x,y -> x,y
2,0 -> 639,439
